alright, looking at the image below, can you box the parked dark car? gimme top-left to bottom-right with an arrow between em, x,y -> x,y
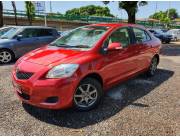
148,29 -> 172,43
0,26 -> 59,63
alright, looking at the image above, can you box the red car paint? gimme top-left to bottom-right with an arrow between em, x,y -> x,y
12,23 -> 161,109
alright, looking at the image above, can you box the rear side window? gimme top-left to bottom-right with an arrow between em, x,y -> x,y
133,28 -> 151,43
38,29 -> 53,37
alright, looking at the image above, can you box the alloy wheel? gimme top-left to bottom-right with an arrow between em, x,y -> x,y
150,58 -> 158,75
74,84 -> 98,108
0,51 -> 12,63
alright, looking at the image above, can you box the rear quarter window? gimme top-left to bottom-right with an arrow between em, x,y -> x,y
39,29 -> 53,37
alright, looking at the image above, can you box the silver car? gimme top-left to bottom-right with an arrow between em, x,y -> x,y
0,26 -> 59,63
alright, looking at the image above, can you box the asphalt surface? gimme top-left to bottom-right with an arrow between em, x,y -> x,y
0,42 -> 180,135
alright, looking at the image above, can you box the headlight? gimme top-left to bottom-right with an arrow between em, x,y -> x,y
46,64 -> 79,78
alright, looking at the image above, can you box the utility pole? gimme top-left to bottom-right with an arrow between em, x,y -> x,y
155,1 -> 157,13
50,1 -> 52,13
44,1 -> 47,26
167,1 -> 171,18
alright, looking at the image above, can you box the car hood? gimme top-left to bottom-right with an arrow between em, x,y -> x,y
21,46 -> 86,66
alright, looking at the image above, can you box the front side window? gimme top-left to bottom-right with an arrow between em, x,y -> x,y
106,27 -> 130,48
50,26 -> 109,50
133,28 -> 151,43
20,29 -> 39,38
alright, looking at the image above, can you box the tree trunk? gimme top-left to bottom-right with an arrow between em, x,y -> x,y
12,1 -> 17,25
127,11 -> 136,24
0,1 -> 3,27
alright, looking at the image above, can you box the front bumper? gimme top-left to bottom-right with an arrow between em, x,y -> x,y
12,62 -> 79,109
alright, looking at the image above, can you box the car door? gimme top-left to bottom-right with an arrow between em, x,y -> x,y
37,29 -> 57,47
132,27 -> 153,71
102,27 -> 139,86
13,28 -> 41,56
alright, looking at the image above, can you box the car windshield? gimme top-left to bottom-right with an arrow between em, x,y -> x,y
155,29 -> 164,34
50,26 -> 109,50
0,28 -> 20,39
0,27 -> 13,36
167,30 -> 177,35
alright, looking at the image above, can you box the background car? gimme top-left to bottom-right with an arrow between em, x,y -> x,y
0,26 -> 59,63
148,29 -> 172,43
0,26 -> 15,37
166,29 -> 180,41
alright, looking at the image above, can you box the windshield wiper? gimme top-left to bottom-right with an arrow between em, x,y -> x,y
50,43 -> 90,49
49,43 -> 70,48
72,45 -> 90,48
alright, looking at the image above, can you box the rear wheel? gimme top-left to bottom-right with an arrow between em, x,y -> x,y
147,57 -> 158,77
174,37 -> 177,41
73,78 -> 103,111
0,49 -> 14,64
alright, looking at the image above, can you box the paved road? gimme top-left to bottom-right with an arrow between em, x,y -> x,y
0,43 -> 180,135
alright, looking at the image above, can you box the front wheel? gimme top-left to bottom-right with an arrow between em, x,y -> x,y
0,49 -> 14,64
73,78 -> 103,111
146,57 -> 158,77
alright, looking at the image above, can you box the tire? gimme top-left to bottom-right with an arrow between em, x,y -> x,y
146,57 -> 158,77
73,77 -> 103,111
0,49 -> 14,64
165,41 -> 170,44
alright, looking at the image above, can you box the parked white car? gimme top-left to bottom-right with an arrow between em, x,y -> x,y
167,29 -> 180,41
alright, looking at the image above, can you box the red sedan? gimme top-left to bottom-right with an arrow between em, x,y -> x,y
12,23 -> 161,111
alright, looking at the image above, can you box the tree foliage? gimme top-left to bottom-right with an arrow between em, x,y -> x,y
150,8 -> 178,20
65,5 -> 114,17
103,1 -> 148,23
25,1 -> 35,25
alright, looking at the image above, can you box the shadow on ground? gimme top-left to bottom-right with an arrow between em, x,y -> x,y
23,68 -> 174,129
160,43 -> 180,56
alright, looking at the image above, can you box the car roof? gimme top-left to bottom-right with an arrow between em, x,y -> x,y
88,23 -> 145,29
10,26 -> 55,29
169,29 -> 179,31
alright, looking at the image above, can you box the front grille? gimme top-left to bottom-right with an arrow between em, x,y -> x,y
16,71 -> 33,80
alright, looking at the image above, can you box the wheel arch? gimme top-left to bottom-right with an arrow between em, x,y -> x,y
80,72 -> 103,87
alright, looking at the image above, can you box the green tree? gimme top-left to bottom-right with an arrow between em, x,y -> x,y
103,1 -> 148,23
150,8 -> 178,20
166,8 -> 178,19
149,11 -> 165,20
25,1 -> 35,25
11,1 -> 17,25
65,5 -> 114,17
0,1 -> 3,27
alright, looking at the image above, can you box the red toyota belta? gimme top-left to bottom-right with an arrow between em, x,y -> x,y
12,23 -> 161,111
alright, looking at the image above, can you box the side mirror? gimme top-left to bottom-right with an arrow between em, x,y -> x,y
17,35 -> 22,41
107,42 -> 123,51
